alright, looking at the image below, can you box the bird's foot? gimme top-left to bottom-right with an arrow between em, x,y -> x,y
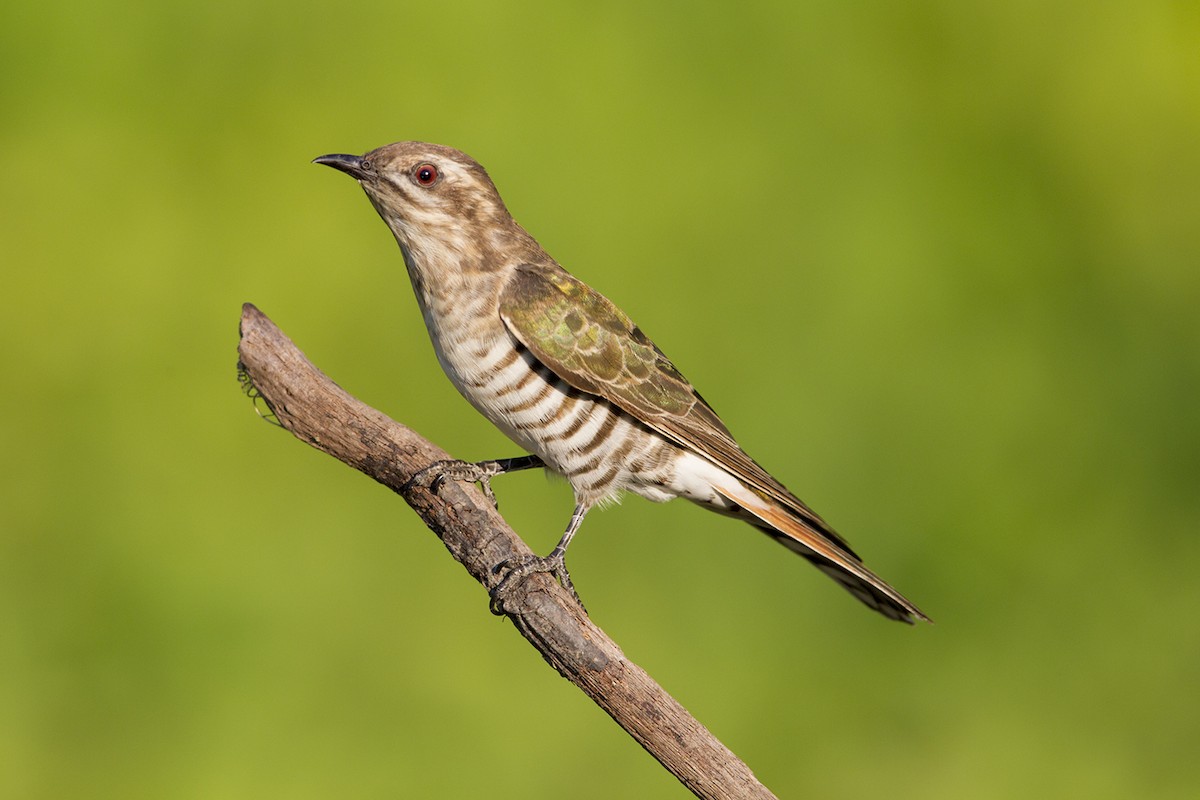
406,455 -> 543,509
489,552 -> 586,615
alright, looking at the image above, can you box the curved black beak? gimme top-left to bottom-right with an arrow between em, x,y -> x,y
313,153 -> 368,179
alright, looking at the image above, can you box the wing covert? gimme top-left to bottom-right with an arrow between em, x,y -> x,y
498,263 -> 859,557
498,264 -> 731,435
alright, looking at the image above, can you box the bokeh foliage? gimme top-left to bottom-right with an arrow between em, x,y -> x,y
2,1 -> 1197,797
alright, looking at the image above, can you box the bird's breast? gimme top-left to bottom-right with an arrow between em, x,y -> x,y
432,330 -> 686,507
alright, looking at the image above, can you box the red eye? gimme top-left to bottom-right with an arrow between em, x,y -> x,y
413,163 -> 439,186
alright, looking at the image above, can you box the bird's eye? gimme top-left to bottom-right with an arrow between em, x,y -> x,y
413,163 -> 439,187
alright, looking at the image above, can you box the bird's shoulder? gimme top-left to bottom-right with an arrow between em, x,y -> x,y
499,263 -> 724,427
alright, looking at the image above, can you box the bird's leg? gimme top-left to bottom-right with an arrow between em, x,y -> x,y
490,503 -> 590,615
406,455 -> 544,509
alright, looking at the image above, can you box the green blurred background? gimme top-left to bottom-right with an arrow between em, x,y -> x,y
3,1 -> 1198,797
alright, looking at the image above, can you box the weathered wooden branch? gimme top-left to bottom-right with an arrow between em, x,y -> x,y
236,303 -> 778,800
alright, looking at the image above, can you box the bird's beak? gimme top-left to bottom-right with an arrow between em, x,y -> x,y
312,153 -> 369,179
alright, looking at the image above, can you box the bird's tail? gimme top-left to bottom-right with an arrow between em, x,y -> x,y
711,481 -> 930,624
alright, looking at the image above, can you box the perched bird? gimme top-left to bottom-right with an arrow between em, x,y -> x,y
314,142 -> 928,623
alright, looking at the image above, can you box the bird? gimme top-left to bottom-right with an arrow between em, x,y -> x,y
314,142 -> 929,623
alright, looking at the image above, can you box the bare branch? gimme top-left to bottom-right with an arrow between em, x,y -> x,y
236,303 -> 778,800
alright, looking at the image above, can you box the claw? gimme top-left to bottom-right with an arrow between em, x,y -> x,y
410,460 -> 504,510
489,553 -> 586,615
406,456 -> 542,510
404,457 -> 590,617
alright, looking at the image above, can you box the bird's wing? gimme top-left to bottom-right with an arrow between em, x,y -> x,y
499,263 -> 927,622
496,262 -> 830,521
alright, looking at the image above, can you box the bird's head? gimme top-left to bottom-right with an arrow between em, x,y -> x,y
314,142 -> 544,288
315,141 -> 506,234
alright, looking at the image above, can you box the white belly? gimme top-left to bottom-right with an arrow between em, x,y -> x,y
431,329 -> 724,507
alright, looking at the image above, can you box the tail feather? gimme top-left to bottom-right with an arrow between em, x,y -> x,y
712,482 -> 930,624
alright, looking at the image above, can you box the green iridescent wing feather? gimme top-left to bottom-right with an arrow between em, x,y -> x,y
497,263 -> 859,557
